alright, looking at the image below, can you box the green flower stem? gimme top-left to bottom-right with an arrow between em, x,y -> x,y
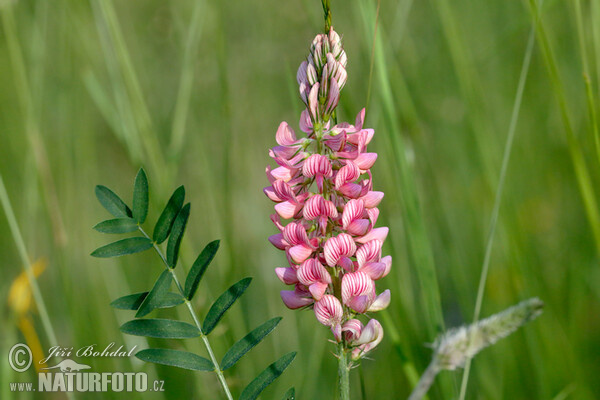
337,343 -> 350,400
138,227 -> 234,400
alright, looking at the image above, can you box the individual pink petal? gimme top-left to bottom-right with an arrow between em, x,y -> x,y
325,132 -> 346,151
274,201 -> 301,219
355,109 -> 365,131
354,153 -> 378,170
281,290 -> 313,309
308,83 -> 320,121
360,262 -> 387,281
299,110 -> 313,133
367,289 -> 391,312
263,186 -> 282,202
346,296 -> 372,314
314,295 -> 343,327
342,319 -> 363,342
270,145 -> 299,161
276,122 -> 299,146
355,319 -> 383,346
367,208 -> 380,226
289,244 -> 313,264
270,166 -> 296,182
331,323 -> 342,342
335,162 -> 360,188
273,180 -> 296,203
356,240 -> 382,267
324,233 -> 357,267
356,227 -> 389,244
381,255 -> 392,278
347,219 -> 370,236
297,258 -> 331,285
275,267 -> 299,285
341,199 -> 365,229
341,271 -> 375,306
268,233 -> 287,250
302,154 -> 332,178
338,183 -> 362,199
296,61 -> 308,85
283,222 -> 310,246
308,282 -> 328,300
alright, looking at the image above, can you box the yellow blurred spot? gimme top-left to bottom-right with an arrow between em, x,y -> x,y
8,258 -> 47,315
7,258 -> 48,372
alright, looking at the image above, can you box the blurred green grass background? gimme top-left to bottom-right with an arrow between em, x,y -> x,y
1,0 -> 599,398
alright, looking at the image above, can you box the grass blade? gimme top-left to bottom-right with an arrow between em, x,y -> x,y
166,203 -> 190,268
136,349 -> 213,371
203,277 -> 252,335
110,292 -> 184,310
184,240 -> 220,300
153,185 -> 185,244
132,167 -> 148,224
136,270 -> 173,318
120,318 -> 200,339
221,317 -> 282,370
239,352 -> 297,400
95,185 -> 132,218
91,237 -> 152,258
93,218 -> 138,234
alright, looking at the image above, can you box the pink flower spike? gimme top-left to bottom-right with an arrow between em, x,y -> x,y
275,267 -> 299,285
367,289 -> 391,312
314,295 -> 343,327
280,289 -> 313,309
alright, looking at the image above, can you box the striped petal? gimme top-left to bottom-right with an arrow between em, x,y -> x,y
341,271 -> 375,307
297,258 -> 332,285
342,319 -> 363,342
314,295 -> 343,327
341,199 -> 365,229
289,244 -> 314,264
356,240 -> 382,267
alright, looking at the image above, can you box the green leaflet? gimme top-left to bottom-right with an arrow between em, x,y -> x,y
132,168 -> 149,224
110,292 -> 184,310
135,270 -> 173,318
184,240 -> 220,300
91,237 -> 152,258
95,185 -> 132,218
239,352 -> 297,400
202,277 -> 252,335
93,218 -> 138,234
166,203 -> 190,268
153,186 -> 185,244
120,319 -> 200,339
136,349 -> 213,371
221,317 -> 282,370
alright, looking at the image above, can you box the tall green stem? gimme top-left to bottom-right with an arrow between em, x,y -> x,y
138,227 -> 234,400
321,0 -> 332,32
337,343 -> 350,400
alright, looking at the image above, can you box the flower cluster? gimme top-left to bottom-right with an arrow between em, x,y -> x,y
265,28 -> 390,361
